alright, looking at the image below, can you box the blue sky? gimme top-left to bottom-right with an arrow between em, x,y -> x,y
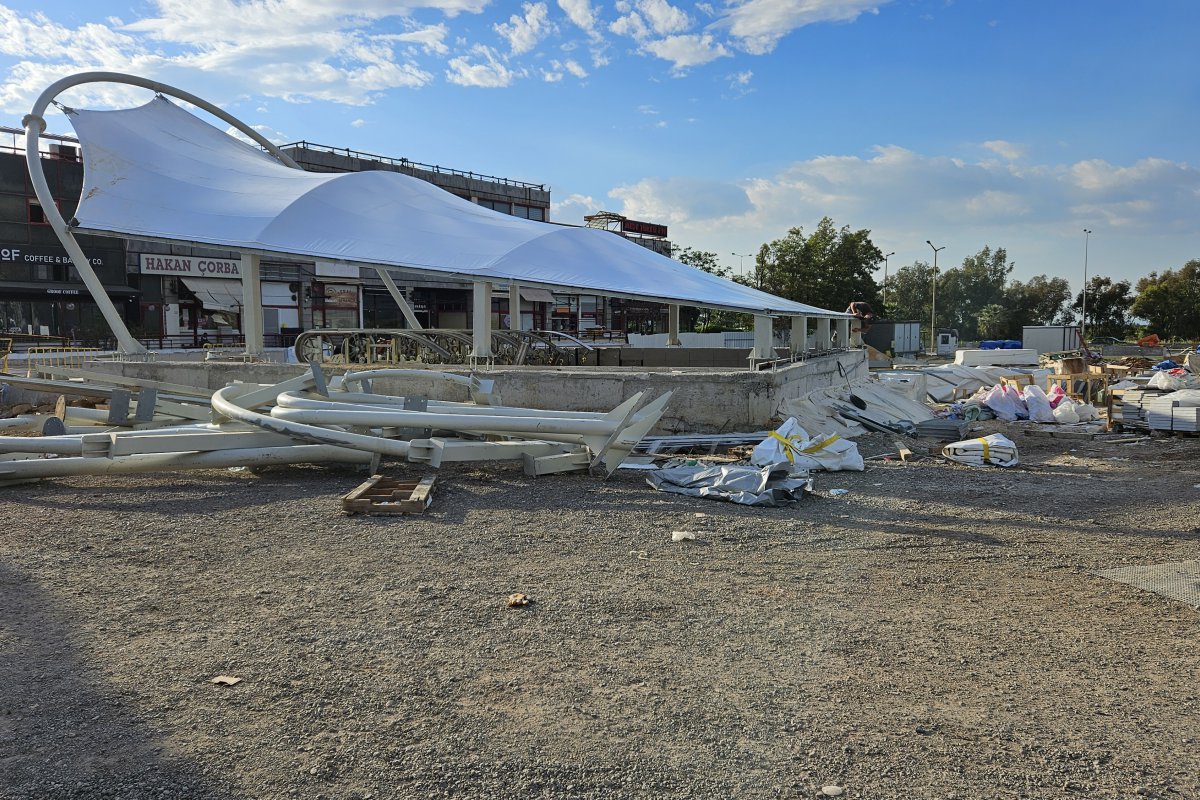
1,0 -> 1198,293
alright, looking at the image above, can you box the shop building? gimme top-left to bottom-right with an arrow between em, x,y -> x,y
0,130 -> 136,341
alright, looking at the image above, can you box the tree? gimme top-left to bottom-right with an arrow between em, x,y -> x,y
883,261 -> 936,324
977,304 -> 1010,340
754,217 -> 882,313
671,246 -> 747,332
934,246 -> 1014,340
1131,260 -> 1200,340
1071,276 -> 1133,339
1002,275 -> 1073,337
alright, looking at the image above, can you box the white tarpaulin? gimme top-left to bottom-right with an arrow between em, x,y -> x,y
66,97 -> 845,318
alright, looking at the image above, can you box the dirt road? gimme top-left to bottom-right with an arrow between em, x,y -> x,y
1,422 -> 1198,799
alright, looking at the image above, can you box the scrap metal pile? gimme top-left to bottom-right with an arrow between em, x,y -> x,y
0,365 -> 671,486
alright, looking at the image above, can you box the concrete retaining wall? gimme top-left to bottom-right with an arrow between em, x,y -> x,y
5,350 -> 867,433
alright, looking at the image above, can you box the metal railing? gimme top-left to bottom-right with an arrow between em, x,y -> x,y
279,140 -> 547,191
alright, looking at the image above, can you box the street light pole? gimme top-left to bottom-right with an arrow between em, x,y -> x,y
881,251 -> 895,303
926,240 -> 945,354
1081,229 -> 1092,346
731,252 -> 752,282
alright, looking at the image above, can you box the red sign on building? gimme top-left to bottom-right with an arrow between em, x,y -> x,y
619,219 -> 668,238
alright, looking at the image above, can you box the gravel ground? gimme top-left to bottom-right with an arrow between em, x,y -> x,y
2,421 -> 1199,800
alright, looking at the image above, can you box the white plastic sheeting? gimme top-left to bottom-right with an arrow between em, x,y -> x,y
66,96 -> 845,318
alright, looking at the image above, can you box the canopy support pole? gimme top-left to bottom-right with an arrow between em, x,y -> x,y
471,281 -> 493,361
508,283 -> 521,330
374,267 -> 422,330
790,315 -> 809,355
22,114 -> 146,355
750,315 -> 774,362
667,305 -> 681,347
240,253 -> 264,357
836,318 -> 851,348
815,318 -> 832,350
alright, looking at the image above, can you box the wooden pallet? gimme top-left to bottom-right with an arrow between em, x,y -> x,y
341,475 -> 436,515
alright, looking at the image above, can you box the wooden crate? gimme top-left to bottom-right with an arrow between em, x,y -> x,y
341,475 -> 436,515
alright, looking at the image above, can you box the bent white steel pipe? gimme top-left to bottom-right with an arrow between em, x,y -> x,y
211,384 -> 410,458
0,445 -> 371,481
340,369 -> 496,404
276,391 -> 623,420
269,406 -> 625,438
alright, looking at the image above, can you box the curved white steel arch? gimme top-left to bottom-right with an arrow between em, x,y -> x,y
22,71 -> 300,355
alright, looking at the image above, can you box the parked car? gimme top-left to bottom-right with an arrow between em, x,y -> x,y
1090,336 -> 1125,345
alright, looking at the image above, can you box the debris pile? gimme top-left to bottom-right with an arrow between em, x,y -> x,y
0,364 -> 672,485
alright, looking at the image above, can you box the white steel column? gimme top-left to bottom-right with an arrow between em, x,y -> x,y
240,252 -> 264,357
471,281 -> 493,358
373,266 -> 422,329
667,304 -> 681,346
815,317 -> 832,350
790,315 -> 809,355
835,318 -> 851,348
508,283 -> 521,329
750,314 -> 774,361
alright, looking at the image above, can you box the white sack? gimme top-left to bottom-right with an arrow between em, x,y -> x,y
941,433 -> 1019,467
751,418 -> 865,472
1052,399 -> 1080,424
1148,371 -> 1186,391
1021,384 -> 1055,423
980,384 -> 1027,421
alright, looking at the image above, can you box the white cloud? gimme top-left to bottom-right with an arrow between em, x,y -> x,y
638,0 -> 691,35
642,33 -> 729,71
608,147 -> 1200,254
446,44 -> 518,87
0,3 -> 450,113
495,2 -> 552,55
387,23 -> 451,56
610,176 -> 753,223
557,0 -> 600,36
718,0 -> 890,55
610,10 -> 650,39
224,122 -> 289,145
351,118 -> 366,127
544,58 -> 588,81
552,191 -> 602,223
611,0 -> 690,41
983,139 -> 1025,161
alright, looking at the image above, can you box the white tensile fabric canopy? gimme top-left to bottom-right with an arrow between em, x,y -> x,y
66,97 -> 844,318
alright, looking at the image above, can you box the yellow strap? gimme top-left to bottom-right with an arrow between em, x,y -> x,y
801,434 -> 840,454
976,436 -> 990,462
768,431 -> 799,463
768,431 -> 840,463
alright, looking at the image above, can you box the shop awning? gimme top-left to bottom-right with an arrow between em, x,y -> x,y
519,287 -> 556,303
181,277 -> 243,312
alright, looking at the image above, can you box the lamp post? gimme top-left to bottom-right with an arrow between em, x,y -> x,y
926,240 -> 945,354
731,252 -> 752,283
1081,229 -> 1092,345
881,251 -> 895,303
